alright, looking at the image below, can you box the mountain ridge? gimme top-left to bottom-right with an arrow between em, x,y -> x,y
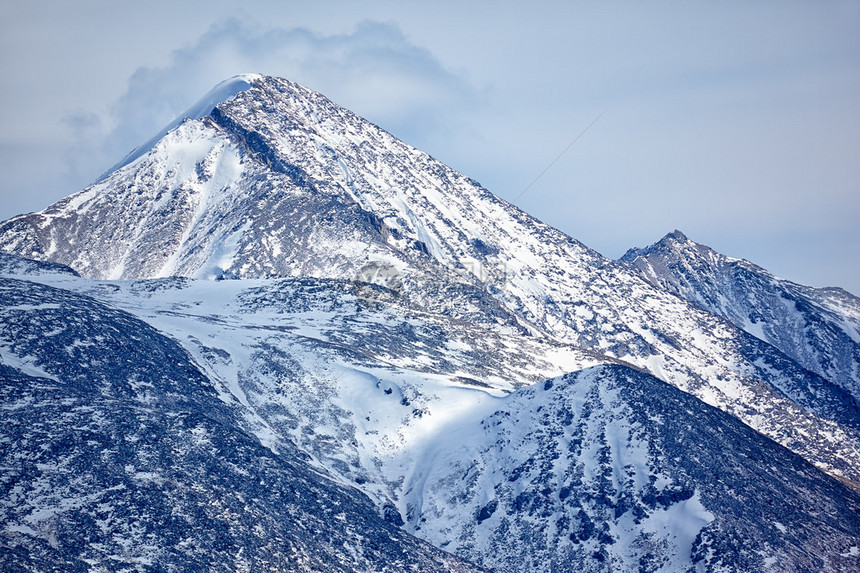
621,230 -> 860,404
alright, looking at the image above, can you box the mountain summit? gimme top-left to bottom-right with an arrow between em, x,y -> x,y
97,73 -> 263,181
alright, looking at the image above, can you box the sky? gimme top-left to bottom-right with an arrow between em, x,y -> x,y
1,1 -> 859,294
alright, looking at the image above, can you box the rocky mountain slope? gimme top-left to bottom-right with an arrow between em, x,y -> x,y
408,365 -> 860,572
2,75 -> 859,484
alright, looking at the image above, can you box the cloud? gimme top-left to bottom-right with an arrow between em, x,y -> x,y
73,19 -> 477,180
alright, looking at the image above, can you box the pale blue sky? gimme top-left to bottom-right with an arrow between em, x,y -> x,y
2,1 -> 859,294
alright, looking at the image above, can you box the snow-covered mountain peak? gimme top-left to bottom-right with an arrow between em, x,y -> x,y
171,72 -> 264,120
619,230 -> 688,262
621,229 -> 767,277
98,73 -> 264,181
0,74 -> 597,293
665,228 -> 688,242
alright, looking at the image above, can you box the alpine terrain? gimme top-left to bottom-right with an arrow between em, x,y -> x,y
621,230 -> 860,405
1,74 -> 858,572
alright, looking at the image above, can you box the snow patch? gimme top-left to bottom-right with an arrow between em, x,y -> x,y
641,490 -> 715,564
773,521 -> 787,533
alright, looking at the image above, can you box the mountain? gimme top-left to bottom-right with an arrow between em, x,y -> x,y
3,74 -> 859,483
620,230 -> 860,403
2,75 -> 860,571
0,269 -> 482,572
408,365 -> 860,572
